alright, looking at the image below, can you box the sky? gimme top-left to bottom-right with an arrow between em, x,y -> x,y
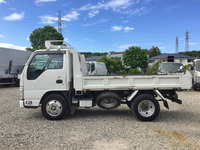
0,0 -> 200,53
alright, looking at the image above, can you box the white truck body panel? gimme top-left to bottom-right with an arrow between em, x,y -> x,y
82,74 -> 192,91
0,47 -> 31,84
192,59 -> 200,89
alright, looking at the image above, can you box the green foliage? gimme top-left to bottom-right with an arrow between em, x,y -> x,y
148,46 -> 161,58
80,52 -> 107,58
29,25 -> 64,51
179,51 -> 200,58
97,56 -> 123,74
183,64 -> 193,73
143,48 -> 149,55
128,68 -> 142,75
122,46 -> 148,70
116,69 -> 127,75
26,47 -> 34,51
145,61 -> 160,75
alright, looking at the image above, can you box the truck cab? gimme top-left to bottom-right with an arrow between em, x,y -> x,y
158,62 -> 184,75
191,59 -> 200,90
19,41 -> 75,107
86,61 -> 107,75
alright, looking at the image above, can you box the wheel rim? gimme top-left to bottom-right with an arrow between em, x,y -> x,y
100,98 -> 118,108
138,100 -> 155,117
46,100 -> 62,117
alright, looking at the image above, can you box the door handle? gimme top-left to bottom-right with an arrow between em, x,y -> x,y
56,79 -> 63,84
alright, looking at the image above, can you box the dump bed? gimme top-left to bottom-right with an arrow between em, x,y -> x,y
68,47 -> 192,92
82,74 -> 192,91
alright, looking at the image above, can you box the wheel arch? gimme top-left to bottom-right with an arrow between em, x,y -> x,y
40,91 -> 64,104
40,91 -> 73,113
128,90 -> 156,102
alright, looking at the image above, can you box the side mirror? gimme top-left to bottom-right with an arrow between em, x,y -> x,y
190,66 -> 194,71
180,66 -> 183,71
8,60 -> 13,74
158,67 -> 161,72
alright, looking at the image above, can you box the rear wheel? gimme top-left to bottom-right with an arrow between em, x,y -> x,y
131,94 -> 160,121
41,94 -> 69,120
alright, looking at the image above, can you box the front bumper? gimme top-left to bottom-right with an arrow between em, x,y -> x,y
19,100 -> 24,107
19,99 -> 40,108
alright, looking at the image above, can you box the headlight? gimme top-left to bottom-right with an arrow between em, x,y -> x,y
20,86 -> 24,100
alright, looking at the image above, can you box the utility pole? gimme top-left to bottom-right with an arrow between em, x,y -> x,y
185,31 -> 189,51
58,10 -> 62,34
176,36 -> 178,53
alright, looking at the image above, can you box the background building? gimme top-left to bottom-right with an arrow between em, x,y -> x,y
149,53 -> 196,66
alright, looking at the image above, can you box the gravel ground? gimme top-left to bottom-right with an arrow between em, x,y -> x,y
0,87 -> 200,150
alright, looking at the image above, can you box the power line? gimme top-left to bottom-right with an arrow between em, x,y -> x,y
176,36 -> 178,53
58,10 -> 62,34
185,31 -> 189,51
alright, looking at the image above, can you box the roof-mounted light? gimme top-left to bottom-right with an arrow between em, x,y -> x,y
45,40 -> 72,51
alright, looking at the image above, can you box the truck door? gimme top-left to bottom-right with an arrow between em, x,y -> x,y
23,52 -> 67,104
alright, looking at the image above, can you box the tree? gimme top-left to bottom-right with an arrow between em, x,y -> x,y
143,48 -> 149,55
97,56 -> 123,74
25,47 -> 33,51
28,25 -> 64,51
123,46 -> 148,71
179,50 -> 200,58
148,46 -> 161,58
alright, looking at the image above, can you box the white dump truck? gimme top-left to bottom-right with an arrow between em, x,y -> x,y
86,61 -> 107,75
191,59 -> 200,90
19,41 -> 192,121
0,47 -> 32,86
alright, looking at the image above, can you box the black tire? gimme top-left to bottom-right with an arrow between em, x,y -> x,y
131,94 -> 160,121
14,79 -> 20,87
96,92 -> 121,109
193,84 -> 198,91
41,94 -> 69,120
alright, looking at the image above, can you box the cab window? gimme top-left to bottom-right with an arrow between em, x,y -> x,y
91,63 -> 95,73
27,54 -> 63,80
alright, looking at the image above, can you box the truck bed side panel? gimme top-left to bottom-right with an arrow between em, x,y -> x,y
82,74 -> 192,91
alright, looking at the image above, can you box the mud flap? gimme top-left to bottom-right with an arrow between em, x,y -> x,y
154,90 -> 169,109
163,100 -> 169,109
62,92 -> 75,115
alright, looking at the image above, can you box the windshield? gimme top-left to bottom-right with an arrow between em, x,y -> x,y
159,63 -> 183,73
86,63 -> 90,72
196,61 -> 200,71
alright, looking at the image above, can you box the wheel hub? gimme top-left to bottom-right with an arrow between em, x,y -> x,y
46,100 -> 62,116
138,100 -> 155,117
51,106 -> 56,111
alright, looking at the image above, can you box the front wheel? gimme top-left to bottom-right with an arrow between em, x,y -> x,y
131,94 -> 160,121
41,94 -> 69,120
